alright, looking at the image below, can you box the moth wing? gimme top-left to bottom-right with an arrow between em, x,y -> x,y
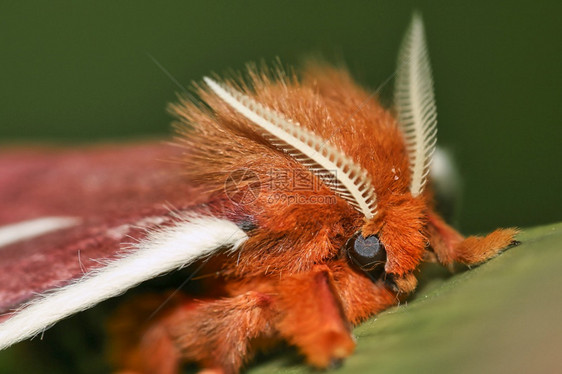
0,143 -> 247,349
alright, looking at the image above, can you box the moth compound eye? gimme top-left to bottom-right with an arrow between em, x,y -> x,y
345,232 -> 386,277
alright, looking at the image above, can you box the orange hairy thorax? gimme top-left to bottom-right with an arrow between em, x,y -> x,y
108,63 -> 518,374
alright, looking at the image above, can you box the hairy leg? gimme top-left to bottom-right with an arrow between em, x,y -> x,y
108,293 -> 186,374
109,291 -> 274,374
327,260 -> 399,322
427,212 -> 519,266
274,265 -> 356,368
171,291 -> 274,373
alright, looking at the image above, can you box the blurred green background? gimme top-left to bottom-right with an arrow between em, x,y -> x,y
1,1 -> 560,233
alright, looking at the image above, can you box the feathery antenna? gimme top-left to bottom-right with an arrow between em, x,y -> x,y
395,13 -> 438,197
204,77 -> 378,219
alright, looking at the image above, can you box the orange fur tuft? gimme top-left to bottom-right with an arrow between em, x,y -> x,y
428,212 -> 518,265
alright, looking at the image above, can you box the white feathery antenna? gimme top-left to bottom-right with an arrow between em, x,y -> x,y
204,77 -> 378,219
395,13 -> 438,197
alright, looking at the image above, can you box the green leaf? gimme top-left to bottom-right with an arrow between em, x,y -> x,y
249,222 -> 562,374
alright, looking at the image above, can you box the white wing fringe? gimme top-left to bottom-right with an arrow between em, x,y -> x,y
0,216 -> 247,350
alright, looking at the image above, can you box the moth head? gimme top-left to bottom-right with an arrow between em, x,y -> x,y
346,13 -> 437,284
203,13 -> 436,286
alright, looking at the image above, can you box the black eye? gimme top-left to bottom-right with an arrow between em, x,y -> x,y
345,232 -> 386,278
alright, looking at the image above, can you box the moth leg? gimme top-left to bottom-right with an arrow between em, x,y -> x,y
108,293 -> 186,374
167,291 -> 274,374
327,259 -> 400,322
427,211 -> 519,266
109,291 -> 274,374
275,265 -> 356,368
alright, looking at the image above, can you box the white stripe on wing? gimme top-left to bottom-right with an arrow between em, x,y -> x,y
0,217 -> 79,248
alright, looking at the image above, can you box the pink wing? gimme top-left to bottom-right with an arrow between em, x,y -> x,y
0,142 -> 203,315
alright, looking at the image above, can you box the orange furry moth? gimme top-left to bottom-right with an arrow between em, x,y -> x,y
0,14 -> 518,373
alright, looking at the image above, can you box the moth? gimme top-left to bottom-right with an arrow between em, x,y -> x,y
0,14 -> 517,373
